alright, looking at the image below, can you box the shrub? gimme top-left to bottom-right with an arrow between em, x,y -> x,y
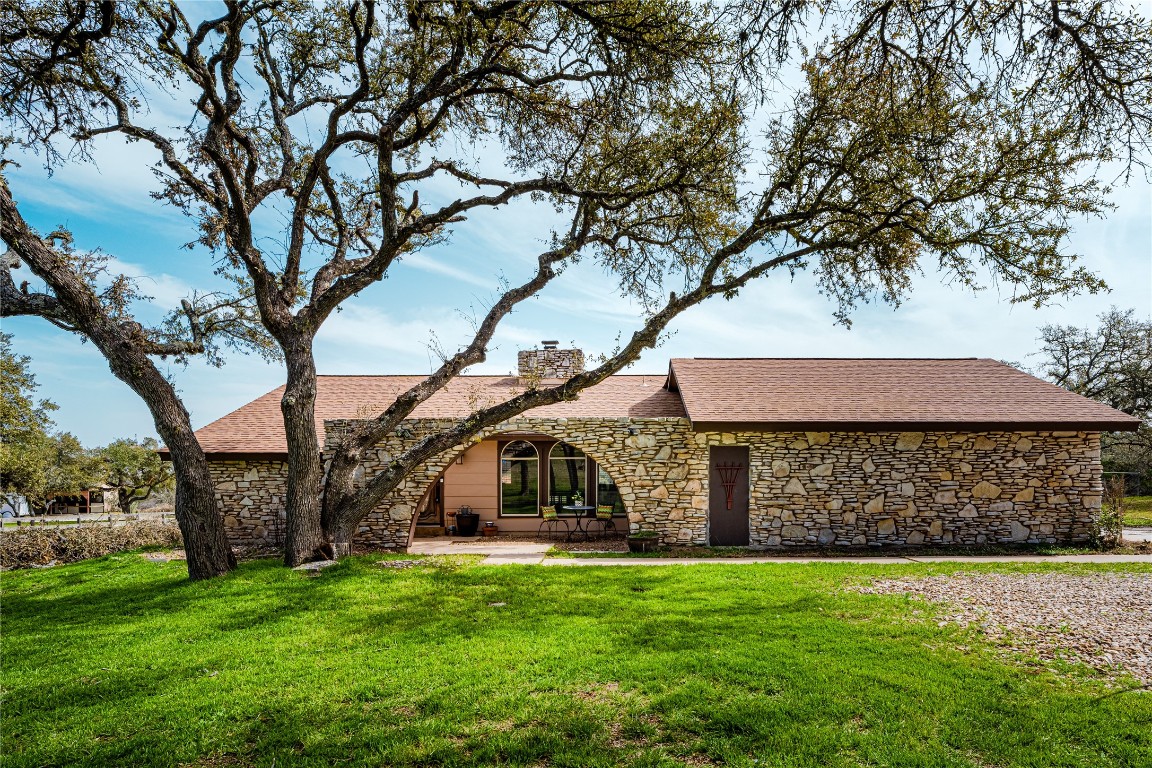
0,522 -> 183,569
1095,476 -> 1127,548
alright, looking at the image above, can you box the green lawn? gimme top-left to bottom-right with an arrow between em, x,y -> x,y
3,555 -> 1151,768
1124,496 -> 1152,527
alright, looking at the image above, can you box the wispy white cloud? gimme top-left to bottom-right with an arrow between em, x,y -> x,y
315,303 -> 481,371
397,251 -> 497,289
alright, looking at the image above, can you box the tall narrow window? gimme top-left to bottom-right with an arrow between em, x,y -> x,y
548,442 -> 587,509
500,441 -> 539,516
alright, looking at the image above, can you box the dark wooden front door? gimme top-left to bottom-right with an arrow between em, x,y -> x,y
416,477 -> 445,527
709,446 -> 749,546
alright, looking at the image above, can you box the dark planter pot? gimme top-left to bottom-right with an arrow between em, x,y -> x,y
456,513 -> 480,537
627,536 -> 659,553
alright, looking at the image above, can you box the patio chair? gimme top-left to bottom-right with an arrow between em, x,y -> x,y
537,505 -> 569,539
589,505 -> 617,539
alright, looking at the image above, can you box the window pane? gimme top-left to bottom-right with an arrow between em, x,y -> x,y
549,458 -> 586,508
549,442 -> 585,460
597,465 -> 622,514
502,440 -> 537,459
501,454 -> 539,516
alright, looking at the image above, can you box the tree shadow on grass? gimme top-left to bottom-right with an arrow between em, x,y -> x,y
6,557 -> 1152,768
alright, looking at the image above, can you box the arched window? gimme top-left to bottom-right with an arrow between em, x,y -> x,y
500,440 -> 539,516
548,442 -> 587,507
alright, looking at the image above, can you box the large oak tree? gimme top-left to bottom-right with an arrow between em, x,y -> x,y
0,182 -> 269,577
3,0 -> 1150,567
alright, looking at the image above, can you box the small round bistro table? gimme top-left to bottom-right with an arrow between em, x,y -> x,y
561,505 -> 596,541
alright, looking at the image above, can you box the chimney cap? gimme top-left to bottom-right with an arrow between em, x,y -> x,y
541,340 -> 559,349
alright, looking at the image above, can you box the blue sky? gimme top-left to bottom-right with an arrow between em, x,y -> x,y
4,130 -> 1150,447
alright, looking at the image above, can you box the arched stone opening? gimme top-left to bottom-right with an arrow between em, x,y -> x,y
387,424 -> 637,547
330,414 -> 707,551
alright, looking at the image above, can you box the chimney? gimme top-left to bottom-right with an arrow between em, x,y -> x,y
518,341 -> 584,379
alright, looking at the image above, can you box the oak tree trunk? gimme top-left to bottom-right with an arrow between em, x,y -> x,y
164,425 -> 237,580
281,343 -> 329,565
329,514 -> 358,559
0,181 -> 235,579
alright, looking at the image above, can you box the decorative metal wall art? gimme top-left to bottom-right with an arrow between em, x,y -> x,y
716,462 -> 744,510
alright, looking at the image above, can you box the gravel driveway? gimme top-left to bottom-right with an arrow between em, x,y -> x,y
856,572 -> 1152,686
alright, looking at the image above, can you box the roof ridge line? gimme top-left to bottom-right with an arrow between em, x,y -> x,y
671,357 -> 986,361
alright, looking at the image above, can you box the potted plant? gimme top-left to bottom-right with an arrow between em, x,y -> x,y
627,528 -> 660,553
482,521 -> 499,537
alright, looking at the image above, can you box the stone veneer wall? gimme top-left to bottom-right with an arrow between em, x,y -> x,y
321,417 -> 675,549
209,419 -> 1103,550
739,429 -> 1101,546
207,459 -> 289,547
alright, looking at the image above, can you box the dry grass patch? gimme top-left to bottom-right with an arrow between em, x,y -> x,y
0,521 -> 182,569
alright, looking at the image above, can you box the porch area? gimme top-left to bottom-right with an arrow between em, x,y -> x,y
409,434 -> 629,541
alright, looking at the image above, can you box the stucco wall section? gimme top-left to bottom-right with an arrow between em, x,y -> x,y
442,440 -> 500,522
208,420 -> 1102,550
207,459 -> 289,547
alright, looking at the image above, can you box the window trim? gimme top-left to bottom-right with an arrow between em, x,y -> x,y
494,438 -> 626,518
498,440 -> 541,517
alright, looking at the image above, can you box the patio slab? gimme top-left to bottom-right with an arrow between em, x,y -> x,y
405,537 -> 1152,566
407,537 -> 551,560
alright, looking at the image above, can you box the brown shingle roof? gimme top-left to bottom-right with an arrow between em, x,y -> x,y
192,375 -> 684,456
189,358 -> 1138,456
668,358 -> 1141,432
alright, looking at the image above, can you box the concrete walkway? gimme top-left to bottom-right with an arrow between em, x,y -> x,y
544,554 -> 1152,566
408,538 -> 1152,566
1124,527 -> 1152,543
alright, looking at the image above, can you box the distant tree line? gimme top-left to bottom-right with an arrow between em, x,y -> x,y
0,333 -> 173,513
1038,308 -> 1152,491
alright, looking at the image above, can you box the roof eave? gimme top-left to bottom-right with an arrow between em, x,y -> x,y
158,450 -> 290,462
687,419 -> 1141,433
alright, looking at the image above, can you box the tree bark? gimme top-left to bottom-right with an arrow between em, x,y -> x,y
162,415 -> 236,580
281,341 -> 328,564
328,513 -> 358,559
0,178 -> 235,579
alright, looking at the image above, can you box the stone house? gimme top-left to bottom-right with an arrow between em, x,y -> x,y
188,345 -> 1138,550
